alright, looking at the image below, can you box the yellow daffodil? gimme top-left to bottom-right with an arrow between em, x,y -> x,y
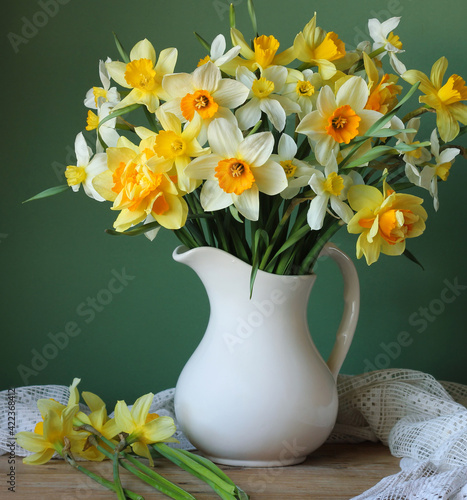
114,393 -> 177,464
16,405 -> 82,465
106,39 -> 177,113
153,108 -> 210,192
293,13 -> 346,80
296,76 -> 383,169
74,391 -> 120,461
368,17 -> 406,74
227,28 -> 295,73
402,57 -> 467,142
363,53 -> 401,114
161,61 -> 249,143
347,182 -> 427,265
65,133 -> 108,201
92,133 -> 188,232
185,118 -> 287,221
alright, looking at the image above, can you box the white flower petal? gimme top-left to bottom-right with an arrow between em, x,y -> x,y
184,155 -> 221,180
336,76 -> 369,111
201,180 -> 233,211
236,66 -> 256,90
238,132 -> 274,167
278,134 -> 297,160
307,194 -> 328,230
259,98 -> 286,131
233,184 -> 259,221
75,132 -> 91,166
214,79 -> 249,109
193,62 -> 221,93
330,197 -> 354,224
208,118 -> 243,157
262,65 -> 288,91
162,73 -> 193,99
252,160 -> 288,195
316,86 -> 337,118
210,34 -> 226,60
235,98 -> 262,130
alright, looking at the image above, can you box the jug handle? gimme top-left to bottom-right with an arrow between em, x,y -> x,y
319,243 -> 360,381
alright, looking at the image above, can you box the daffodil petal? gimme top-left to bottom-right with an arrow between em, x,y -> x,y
208,118 -> 243,157
348,184 -> 383,212
114,400 -> 136,433
252,160 -> 288,195
436,106 -> 459,142
307,194 -> 328,230
278,133 -> 297,160
23,448 -> 56,465
259,97 -> 286,131
155,48 -> 178,76
185,155 -> 220,180
233,184 -> 259,221
336,76 -> 369,111
201,180 -> 233,211
152,193 -> 188,230
430,57 -> 448,90
130,39 -> 156,65
16,432 -> 49,453
142,416 -> 177,443
238,132 -> 274,167
163,73 -> 193,99
235,98 -> 262,130
106,61 -> 130,88
193,61 -> 221,93
213,79 -> 249,109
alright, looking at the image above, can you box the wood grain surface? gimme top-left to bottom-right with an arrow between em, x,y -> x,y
1,442 -> 401,499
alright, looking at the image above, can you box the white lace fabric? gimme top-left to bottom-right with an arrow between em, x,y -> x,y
1,369 -> 466,499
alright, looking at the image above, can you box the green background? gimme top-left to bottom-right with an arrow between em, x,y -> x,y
1,0 -> 466,407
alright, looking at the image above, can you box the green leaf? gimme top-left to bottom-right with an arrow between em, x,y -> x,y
395,141 -> 431,152
370,128 -> 417,138
105,220 -> 161,237
98,103 -> 141,130
341,145 -> 394,169
23,185 -> 69,203
250,229 -> 269,297
194,32 -> 211,53
364,82 -> 420,138
229,3 -> 236,28
112,32 -> 130,64
403,247 -> 424,270
247,0 -> 258,34
266,225 -> 310,271
229,205 -> 244,223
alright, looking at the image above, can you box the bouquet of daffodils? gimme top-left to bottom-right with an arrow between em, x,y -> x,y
16,379 -> 249,499
30,2 -> 466,281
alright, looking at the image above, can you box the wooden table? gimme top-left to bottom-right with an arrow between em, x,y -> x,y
1,442 -> 400,499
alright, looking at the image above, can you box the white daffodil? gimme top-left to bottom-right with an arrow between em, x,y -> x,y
85,101 -> 120,153
84,58 -> 121,110
406,129 -> 460,211
282,69 -> 326,119
296,76 -> 382,169
161,61 -> 249,144
270,134 -> 319,199
185,118 -> 287,220
393,117 -> 431,167
106,39 -> 177,113
368,17 -> 406,75
197,34 -> 242,70
307,165 -> 363,230
235,65 -> 301,132
65,133 -> 107,201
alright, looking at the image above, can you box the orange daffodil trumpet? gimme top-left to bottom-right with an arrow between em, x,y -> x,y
347,182 -> 427,265
106,39 -> 177,113
402,57 -> 467,142
185,118 -> 287,221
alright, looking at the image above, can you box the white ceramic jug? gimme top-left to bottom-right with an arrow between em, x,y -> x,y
173,243 -> 359,466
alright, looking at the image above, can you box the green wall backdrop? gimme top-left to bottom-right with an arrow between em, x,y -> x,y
1,0 -> 466,406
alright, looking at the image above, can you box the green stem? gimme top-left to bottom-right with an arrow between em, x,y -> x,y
298,220 -> 342,274
89,437 -> 196,500
152,444 -> 237,500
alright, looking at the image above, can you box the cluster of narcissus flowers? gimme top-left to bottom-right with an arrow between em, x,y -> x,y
15,378 -> 177,465
15,379 -> 249,499
58,11 -> 466,267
